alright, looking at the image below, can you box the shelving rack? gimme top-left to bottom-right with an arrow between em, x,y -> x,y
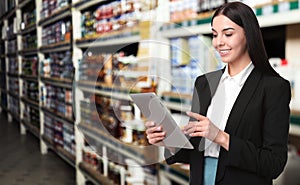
0,0 -> 300,185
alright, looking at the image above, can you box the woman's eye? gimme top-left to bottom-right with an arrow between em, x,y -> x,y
212,34 -> 217,38
225,33 -> 232,37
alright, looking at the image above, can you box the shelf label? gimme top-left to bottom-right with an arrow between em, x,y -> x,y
182,21 -> 188,27
262,5 -> 274,15
278,2 -> 290,13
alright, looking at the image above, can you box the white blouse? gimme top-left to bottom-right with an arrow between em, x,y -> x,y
204,62 -> 254,158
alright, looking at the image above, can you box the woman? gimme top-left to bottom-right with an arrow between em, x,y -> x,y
145,2 -> 291,185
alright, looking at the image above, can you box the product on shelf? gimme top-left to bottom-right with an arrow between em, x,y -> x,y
22,57 -> 38,76
40,0 -> 70,20
40,51 -> 74,80
44,114 -> 76,156
80,0 -> 157,39
22,80 -> 39,101
42,85 -> 73,119
23,104 -> 40,129
170,35 -> 223,95
22,34 -> 37,50
80,94 -> 148,146
8,57 -> 18,74
41,20 -> 72,46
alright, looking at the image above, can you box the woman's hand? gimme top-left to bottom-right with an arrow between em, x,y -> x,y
183,111 -> 229,150
145,121 -> 166,145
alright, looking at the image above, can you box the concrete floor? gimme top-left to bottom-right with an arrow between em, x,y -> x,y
0,113 -> 76,185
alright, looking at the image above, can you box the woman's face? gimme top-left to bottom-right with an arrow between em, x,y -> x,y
212,15 -> 249,66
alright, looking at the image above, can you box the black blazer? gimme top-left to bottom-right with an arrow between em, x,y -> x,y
165,68 -> 291,185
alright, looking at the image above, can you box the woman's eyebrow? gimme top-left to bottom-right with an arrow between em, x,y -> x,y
212,27 -> 235,32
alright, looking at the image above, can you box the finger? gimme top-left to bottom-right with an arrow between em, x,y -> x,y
186,111 -> 206,121
149,136 -> 165,145
145,121 -> 155,128
147,132 -> 166,139
189,131 -> 205,137
145,126 -> 162,135
182,120 -> 199,132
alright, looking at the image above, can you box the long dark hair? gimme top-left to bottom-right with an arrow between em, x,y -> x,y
211,2 -> 279,76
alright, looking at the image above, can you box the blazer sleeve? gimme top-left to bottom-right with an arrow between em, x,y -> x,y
226,77 -> 291,179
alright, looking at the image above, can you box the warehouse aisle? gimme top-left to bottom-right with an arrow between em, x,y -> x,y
0,113 -> 76,185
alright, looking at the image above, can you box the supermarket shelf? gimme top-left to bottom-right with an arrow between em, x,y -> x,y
19,48 -> 38,56
6,52 -> 17,57
7,91 -> 20,100
290,124 -> 300,136
258,9 -> 300,28
18,0 -> 32,9
73,0 -> 106,11
38,5 -> 72,27
78,123 -> 156,165
78,85 -> 132,101
160,1 -> 300,38
19,23 -> 37,35
3,7 -> 17,20
7,109 -> 20,122
21,97 -> 39,110
79,162 -> 116,185
76,34 -> 140,49
41,76 -> 73,89
39,41 -> 71,53
290,111 -> 300,136
0,88 -> 7,94
0,105 -> 8,112
160,163 -> 189,184
21,119 -> 40,139
7,72 -> 19,78
20,74 -> 38,82
41,106 -> 74,124
42,135 -> 76,168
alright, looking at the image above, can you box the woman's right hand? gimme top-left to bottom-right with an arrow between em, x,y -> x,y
145,121 -> 166,145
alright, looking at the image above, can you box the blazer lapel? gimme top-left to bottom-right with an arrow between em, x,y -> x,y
216,68 -> 262,183
224,68 -> 262,134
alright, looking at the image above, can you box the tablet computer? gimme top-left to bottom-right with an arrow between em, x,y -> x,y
130,92 -> 194,149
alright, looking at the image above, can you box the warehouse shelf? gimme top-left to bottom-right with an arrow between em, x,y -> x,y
7,72 -> 19,78
19,48 -> 38,55
38,6 -> 71,27
79,162 -> 116,185
42,135 -> 76,167
2,7 -> 16,20
21,97 -> 39,110
7,91 -> 19,99
77,84 -> 138,102
39,41 -> 71,53
7,109 -> 20,122
20,74 -> 38,82
78,123 -> 157,165
18,0 -> 32,9
75,32 -> 140,49
6,53 -> 17,57
159,163 -> 189,184
21,119 -> 40,138
160,0 -> 300,38
73,0 -> 106,11
19,23 -> 36,35
42,106 -> 74,124
41,76 -> 73,89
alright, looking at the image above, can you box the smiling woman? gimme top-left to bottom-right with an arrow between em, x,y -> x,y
145,2 -> 291,185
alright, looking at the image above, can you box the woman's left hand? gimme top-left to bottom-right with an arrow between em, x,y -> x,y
183,111 -> 220,142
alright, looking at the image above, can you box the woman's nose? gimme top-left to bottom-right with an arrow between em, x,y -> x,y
217,36 -> 225,46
